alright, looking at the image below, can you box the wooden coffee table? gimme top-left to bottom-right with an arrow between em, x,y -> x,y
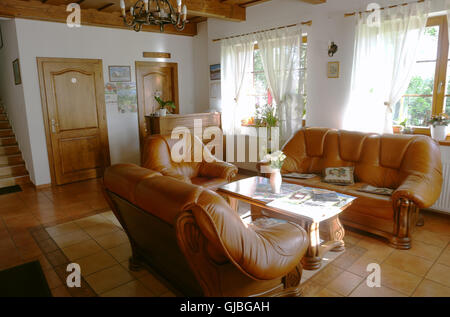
218,176 -> 356,270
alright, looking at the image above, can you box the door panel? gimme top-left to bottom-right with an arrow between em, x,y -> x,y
136,61 -> 178,147
38,58 -> 110,185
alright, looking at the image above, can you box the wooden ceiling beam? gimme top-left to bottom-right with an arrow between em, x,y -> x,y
0,0 -> 198,36
298,0 -> 326,4
184,0 -> 246,21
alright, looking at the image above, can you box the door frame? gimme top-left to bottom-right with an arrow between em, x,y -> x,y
37,57 -> 111,185
135,61 -> 179,146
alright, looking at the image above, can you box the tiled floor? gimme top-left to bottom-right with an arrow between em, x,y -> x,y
0,177 -> 450,297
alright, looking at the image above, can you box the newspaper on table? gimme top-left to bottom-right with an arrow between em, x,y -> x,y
358,184 -> 393,196
282,173 -> 317,179
267,187 -> 356,222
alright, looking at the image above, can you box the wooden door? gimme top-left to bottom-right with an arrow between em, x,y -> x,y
136,61 -> 179,146
37,58 -> 110,185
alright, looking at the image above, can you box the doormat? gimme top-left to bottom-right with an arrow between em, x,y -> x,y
0,185 -> 22,196
0,260 -> 52,297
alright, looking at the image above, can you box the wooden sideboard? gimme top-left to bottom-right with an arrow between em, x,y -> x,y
145,112 -> 222,136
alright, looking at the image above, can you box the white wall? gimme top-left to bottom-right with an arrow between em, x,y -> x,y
0,19 -> 34,180
12,18 -> 203,185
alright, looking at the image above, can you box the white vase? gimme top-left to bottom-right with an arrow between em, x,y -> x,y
270,168 -> 282,194
430,125 -> 447,141
159,108 -> 167,117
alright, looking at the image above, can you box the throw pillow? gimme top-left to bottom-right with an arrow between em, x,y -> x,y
323,167 -> 355,185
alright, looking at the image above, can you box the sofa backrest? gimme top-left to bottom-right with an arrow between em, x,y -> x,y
282,128 -> 442,189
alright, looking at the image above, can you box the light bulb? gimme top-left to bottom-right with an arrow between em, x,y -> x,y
182,4 -> 187,16
177,0 -> 182,7
143,0 -> 149,12
120,0 -> 126,17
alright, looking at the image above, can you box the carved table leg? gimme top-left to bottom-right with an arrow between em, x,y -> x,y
327,215 -> 345,252
302,222 -> 322,270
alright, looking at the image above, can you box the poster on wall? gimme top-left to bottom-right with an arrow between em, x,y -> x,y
105,82 -> 137,113
210,64 -> 221,81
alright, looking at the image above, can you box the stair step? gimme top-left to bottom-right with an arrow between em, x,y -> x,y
0,129 -> 14,138
0,154 -> 24,165
0,137 -> 17,146
0,122 -> 10,129
0,164 -> 27,177
0,174 -> 30,189
0,145 -> 20,156
0,114 -> 7,121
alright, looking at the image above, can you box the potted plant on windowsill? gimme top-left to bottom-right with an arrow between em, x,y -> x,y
427,114 -> 449,141
154,96 -> 176,117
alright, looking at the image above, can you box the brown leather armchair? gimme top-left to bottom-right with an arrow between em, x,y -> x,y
103,164 -> 309,297
142,134 -> 238,190
272,128 -> 443,249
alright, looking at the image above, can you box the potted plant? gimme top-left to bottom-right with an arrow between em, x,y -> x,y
427,114 -> 449,141
154,96 -> 176,117
264,150 -> 286,194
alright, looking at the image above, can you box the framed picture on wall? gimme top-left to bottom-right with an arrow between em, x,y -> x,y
12,59 -> 22,85
327,61 -> 340,78
108,66 -> 131,82
210,64 -> 221,81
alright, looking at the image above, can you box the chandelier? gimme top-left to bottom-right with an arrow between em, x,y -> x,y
120,0 -> 187,32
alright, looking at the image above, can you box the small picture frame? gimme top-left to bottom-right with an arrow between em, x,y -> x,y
210,64 -> 221,81
327,61 -> 340,78
108,66 -> 131,82
12,59 -> 21,85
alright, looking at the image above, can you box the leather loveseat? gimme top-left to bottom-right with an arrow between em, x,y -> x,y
142,134 -> 238,190
103,164 -> 309,297
273,128 -> 443,249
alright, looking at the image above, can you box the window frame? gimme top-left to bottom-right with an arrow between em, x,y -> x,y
398,15 -> 449,138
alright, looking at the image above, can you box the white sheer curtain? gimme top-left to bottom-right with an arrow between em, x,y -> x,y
220,36 -> 254,135
256,26 -> 305,144
344,1 -> 429,134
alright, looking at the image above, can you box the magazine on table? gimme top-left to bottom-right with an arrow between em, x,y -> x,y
282,172 -> 318,179
267,187 -> 356,221
251,182 -> 302,203
358,184 -> 393,196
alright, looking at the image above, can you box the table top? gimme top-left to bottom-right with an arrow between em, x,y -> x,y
218,176 -> 356,223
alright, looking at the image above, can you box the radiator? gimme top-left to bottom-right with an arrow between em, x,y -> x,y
431,146 -> 450,214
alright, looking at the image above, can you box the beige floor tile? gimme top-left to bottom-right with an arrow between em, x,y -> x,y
83,222 -> 120,238
327,271 -> 363,296
299,280 -> 324,297
107,242 -> 132,262
101,280 -> 155,297
425,263 -> 450,288
311,264 -> 343,286
75,214 -> 112,229
45,222 -> 79,238
357,237 -> 394,262
398,240 -> 443,262
437,244 -> 450,267
139,273 -> 169,296
347,255 -> 380,278
61,239 -> 102,261
349,283 -> 405,297
412,228 -> 450,248
76,250 -> 117,276
51,285 -> 71,297
314,288 -> 342,297
94,230 -> 129,250
412,279 -> 450,297
52,230 -> 91,249
85,264 -> 134,294
379,264 -> 422,296
384,251 -> 433,277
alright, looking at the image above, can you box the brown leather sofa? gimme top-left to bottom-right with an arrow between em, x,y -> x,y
103,164 -> 309,297
142,134 -> 238,190
272,128 -> 443,250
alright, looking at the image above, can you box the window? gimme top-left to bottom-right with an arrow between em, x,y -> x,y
241,36 -> 307,126
393,15 -> 449,130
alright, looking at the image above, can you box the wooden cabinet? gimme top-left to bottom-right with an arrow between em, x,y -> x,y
145,112 -> 221,137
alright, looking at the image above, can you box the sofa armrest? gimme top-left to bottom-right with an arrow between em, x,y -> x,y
198,161 -> 238,181
393,174 -> 443,209
159,167 -> 192,184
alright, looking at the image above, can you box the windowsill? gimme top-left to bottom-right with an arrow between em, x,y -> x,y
392,125 -> 450,146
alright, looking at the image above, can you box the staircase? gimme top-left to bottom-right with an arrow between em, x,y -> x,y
0,106 -> 30,189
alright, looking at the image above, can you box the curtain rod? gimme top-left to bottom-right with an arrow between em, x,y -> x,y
344,0 -> 425,17
211,20 -> 312,43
